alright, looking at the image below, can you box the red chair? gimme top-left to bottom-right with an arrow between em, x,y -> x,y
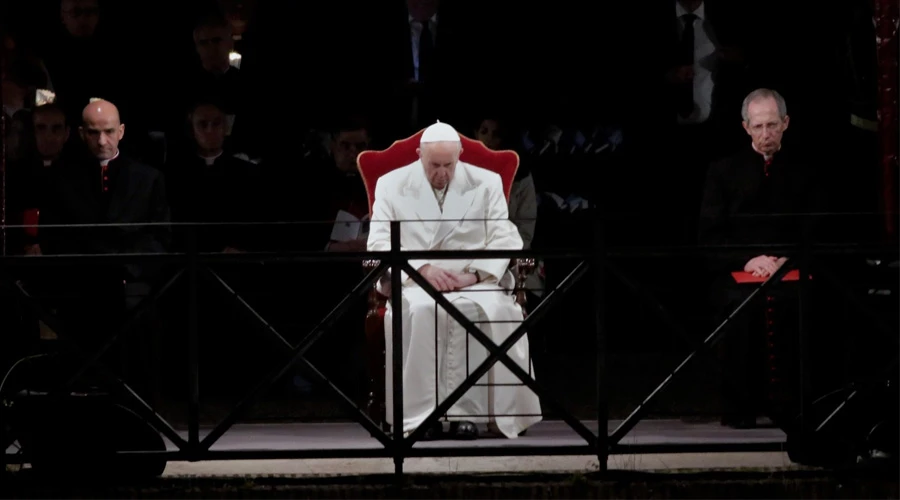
356,128 -> 534,428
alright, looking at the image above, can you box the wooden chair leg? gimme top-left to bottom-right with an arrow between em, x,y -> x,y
515,258 -> 536,310
362,260 -> 388,432
364,304 -> 386,428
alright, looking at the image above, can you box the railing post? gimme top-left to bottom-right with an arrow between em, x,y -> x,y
1,108 -> 6,257
389,220 -> 404,481
187,224 -> 200,455
798,216 -> 812,436
1,69 -> 6,257
593,203 -> 608,472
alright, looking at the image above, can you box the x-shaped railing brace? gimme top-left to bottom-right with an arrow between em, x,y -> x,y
194,262 -> 393,452
604,261 -> 721,368
1,259 -> 394,455
58,270 -> 184,393
602,251 -> 899,447
606,259 -> 797,449
399,260 -> 595,448
806,266 -> 899,434
199,254 -> 594,454
0,267 -> 189,450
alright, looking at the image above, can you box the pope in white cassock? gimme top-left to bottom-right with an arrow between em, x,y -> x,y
366,122 -> 542,440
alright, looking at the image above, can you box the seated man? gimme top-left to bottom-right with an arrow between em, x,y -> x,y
367,122 -> 542,440
35,98 -> 170,395
699,88 -> 820,428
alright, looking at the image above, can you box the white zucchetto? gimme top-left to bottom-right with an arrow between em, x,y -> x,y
420,121 -> 460,144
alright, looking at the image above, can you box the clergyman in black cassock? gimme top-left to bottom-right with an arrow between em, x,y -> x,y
698,89 -> 821,429
37,99 -> 170,396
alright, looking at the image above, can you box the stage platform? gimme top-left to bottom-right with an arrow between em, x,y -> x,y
6,418 -> 790,475
10,419 -> 898,499
153,418 -> 789,476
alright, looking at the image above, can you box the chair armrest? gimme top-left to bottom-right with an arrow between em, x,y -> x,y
362,259 -> 387,308
366,258 -> 533,306
514,258 -> 536,308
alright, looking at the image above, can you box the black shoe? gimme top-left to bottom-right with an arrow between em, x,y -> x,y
421,421 -> 443,441
449,421 -> 479,440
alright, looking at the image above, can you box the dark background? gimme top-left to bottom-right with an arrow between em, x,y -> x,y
0,0 -> 893,423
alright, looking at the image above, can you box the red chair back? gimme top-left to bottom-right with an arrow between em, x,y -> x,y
357,129 -> 519,215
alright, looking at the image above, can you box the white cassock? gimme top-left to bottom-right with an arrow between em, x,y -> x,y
367,160 -> 542,439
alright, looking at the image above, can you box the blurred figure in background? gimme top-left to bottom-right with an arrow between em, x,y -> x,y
473,115 -> 537,249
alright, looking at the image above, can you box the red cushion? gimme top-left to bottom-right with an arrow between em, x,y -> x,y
357,129 -> 519,215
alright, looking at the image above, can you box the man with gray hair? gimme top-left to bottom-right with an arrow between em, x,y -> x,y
367,121 -> 542,441
698,88 -> 818,428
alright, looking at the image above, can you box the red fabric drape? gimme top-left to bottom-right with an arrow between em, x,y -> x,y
875,0 -> 899,237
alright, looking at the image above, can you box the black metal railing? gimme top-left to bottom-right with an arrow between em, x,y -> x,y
0,215 -> 896,479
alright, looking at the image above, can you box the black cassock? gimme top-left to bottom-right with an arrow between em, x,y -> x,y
698,145 -> 823,426
39,154 -> 171,273
164,153 -> 262,253
698,145 -> 819,274
35,153 -> 170,391
162,152 -> 267,398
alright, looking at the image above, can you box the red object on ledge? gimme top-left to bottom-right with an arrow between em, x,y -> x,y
731,269 -> 812,284
23,209 -> 39,238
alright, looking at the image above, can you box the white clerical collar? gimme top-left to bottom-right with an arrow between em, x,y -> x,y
100,150 -> 120,166
42,159 -> 53,167
676,1 -> 705,21
199,151 -> 224,166
751,142 -> 781,161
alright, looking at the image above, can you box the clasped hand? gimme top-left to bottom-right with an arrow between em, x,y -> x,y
419,264 -> 477,292
744,255 -> 787,277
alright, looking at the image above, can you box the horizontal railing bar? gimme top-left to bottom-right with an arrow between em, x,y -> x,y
610,441 -> 786,454
0,244 -> 894,267
3,440 -> 786,463
0,211 -> 890,229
